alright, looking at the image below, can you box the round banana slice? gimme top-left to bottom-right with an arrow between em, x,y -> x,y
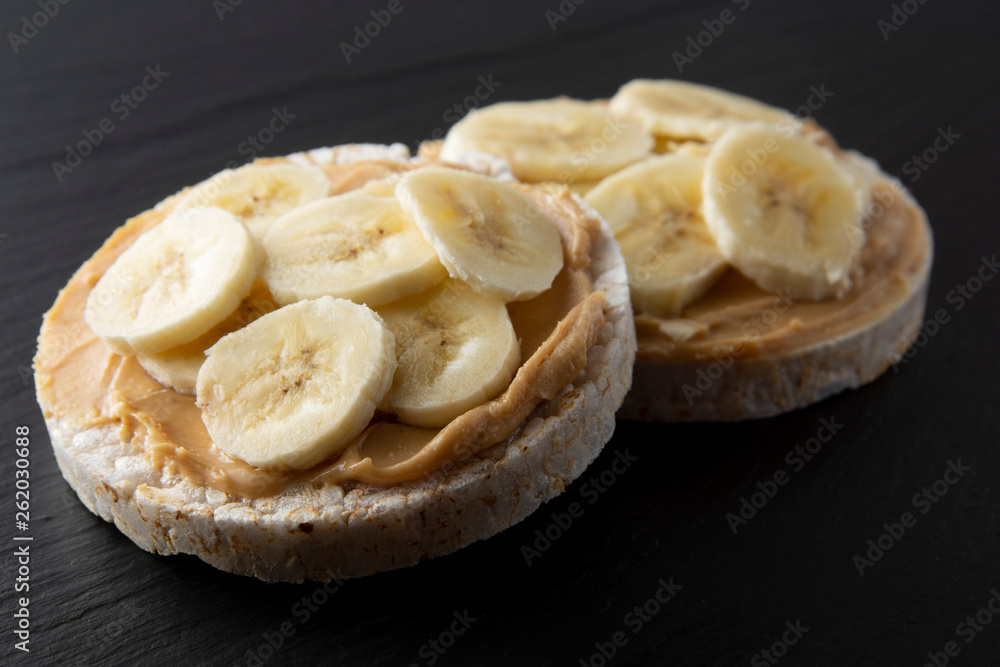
395,167 -> 564,301
261,190 -> 448,307
136,281 -> 278,394
609,79 -> 791,141
585,154 -> 727,318
84,207 -> 258,355
440,98 -> 653,183
702,125 -> 863,300
175,162 -> 330,239
196,296 -> 397,470
377,280 -> 520,428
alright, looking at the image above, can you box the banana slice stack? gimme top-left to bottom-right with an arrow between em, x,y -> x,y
586,124 -> 865,311
603,80 -> 865,307
83,80 -> 869,470
441,98 -> 653,190
85,163 -> 566,469
441,79 -> 867,318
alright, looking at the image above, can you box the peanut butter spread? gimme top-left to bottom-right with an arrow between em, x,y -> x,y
635,180 -> 931,361
35,159 -> 607,498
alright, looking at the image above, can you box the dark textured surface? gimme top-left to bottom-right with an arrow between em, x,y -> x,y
2,1 -> 999,665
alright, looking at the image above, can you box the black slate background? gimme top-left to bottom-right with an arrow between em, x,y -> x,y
2,1 -> 1000,665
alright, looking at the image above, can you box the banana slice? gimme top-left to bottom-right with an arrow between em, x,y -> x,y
440,98 -> 653,183
377,280 -> 519,428
585,154 -> 727,318
395,167 -> 564,301
176,162 -> 330,239
610,79 -> 791,141
261,189 -> 448,307
136,282 -> 278,394
702,125 -> 864,300
196,296 -> 396,470
85,207 -> 258,355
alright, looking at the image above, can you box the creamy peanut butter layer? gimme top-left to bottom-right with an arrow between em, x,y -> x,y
635,181 -> 930,362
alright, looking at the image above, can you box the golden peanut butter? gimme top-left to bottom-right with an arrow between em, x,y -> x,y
35,159 -> 607,498
635,180 -> 931,361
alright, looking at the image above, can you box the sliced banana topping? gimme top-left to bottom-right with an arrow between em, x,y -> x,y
136,281 -> 278,395
196,297 -> 397,470
92,155 -> 578,470
85,207 -> 258,355
585,154 -> 727,318
377,280 -> 519,428
440,98 -> 653,183
262,189 -> 447,308
176,162 -> 330,239
702,125 -> 864,300
610,79 -> 792,141
395,167 -> 564,301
